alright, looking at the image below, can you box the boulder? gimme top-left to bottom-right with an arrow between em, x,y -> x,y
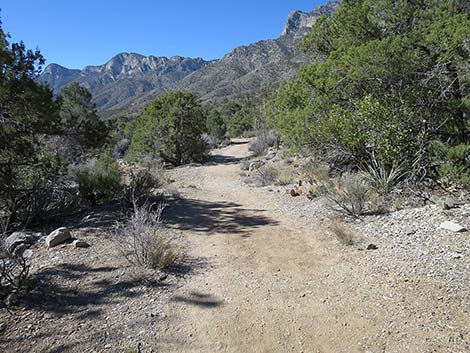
73,239 -> 90,248
45,227 -> 72,248
439,221 -> 467,233
4,232 -> 43,256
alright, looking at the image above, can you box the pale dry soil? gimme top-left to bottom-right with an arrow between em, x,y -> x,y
1,139 -> 468,353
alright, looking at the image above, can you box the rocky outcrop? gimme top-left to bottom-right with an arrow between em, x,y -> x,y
4,232 -> 44,256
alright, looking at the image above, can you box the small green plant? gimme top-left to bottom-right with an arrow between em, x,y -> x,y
74,152 -> 123,206
392,195 -> 404,210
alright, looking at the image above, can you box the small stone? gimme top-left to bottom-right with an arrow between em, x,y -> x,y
159,274 -> 168,281
0,322 -> 6,333
22,249 -> 34,258
73,239 -> 90,248
46,227 -> 72,248
214,341 -> 225,350
403,227 -> 416,236
367,244 -> 378,250
439,221 -> 466,233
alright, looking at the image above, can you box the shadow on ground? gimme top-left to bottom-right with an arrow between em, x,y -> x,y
163,198 -> 278,236
172,292 -> 224,308
22,263 -> 166,317
206,154 -> 243,166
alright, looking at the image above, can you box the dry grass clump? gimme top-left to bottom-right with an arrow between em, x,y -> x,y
248,130 -> 278,157
275,165 -> 296,186
325,172 -> 371,217
114,202 -> 177,270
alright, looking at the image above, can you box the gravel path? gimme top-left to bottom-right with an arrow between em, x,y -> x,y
1,139 -> 468,353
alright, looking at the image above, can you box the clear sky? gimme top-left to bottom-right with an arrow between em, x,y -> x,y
0,0 -> 325,69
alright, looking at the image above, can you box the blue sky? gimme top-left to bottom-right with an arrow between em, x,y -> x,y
1,0 -> 325,69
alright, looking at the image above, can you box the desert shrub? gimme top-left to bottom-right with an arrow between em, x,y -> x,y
0,152 -> 76,230
324,172 -> 371,217
432,143 -> 470,185
255,165 -> 280,186
123,162 -> 164,205
0,240 -> 32,304
248,130 -> 279,157
201,133 -> 220,150
113,138 -> 131,159
275,165 -> 295,186
240,159 -> 251,171
302,161 -> 330,184
328,221 -> 357,246
114,203 -> 177,270
24,180 -> 79,225
73,152 -> 122,206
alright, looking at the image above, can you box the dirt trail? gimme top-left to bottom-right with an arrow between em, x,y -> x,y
157,140 -> 396,353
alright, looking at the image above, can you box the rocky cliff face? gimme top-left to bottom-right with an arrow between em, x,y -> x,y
39,1 -> 338,115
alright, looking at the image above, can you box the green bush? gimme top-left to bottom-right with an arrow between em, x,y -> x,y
433,143 -> 470,185
227,108 -> 254,137
74,152 -> 122,206
267,0 -> 470,178
205,108 -> 226,139
128,91 -> 207,165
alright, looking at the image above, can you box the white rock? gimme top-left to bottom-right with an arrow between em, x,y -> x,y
45,227 -> 72,248
439,221 -> 467,233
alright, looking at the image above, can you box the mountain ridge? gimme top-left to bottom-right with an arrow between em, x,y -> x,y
39,1 -> 338,116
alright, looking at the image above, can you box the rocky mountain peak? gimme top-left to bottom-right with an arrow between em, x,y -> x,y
281,1 -> 338,37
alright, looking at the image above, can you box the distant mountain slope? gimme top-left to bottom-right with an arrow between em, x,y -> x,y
39,1 -> 338,116
38,53 -> 212,112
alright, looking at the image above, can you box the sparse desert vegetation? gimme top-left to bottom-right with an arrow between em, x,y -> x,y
1,0 -> 469,352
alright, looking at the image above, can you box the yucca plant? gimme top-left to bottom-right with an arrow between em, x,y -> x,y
362,157 -> 406,195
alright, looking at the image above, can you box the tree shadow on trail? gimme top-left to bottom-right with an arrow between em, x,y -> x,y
163,198 -> 278,236
22,263 -> 168,316
206,154 -> 242,165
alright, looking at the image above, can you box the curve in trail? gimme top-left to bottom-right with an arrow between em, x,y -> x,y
156,140 -> 373,353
